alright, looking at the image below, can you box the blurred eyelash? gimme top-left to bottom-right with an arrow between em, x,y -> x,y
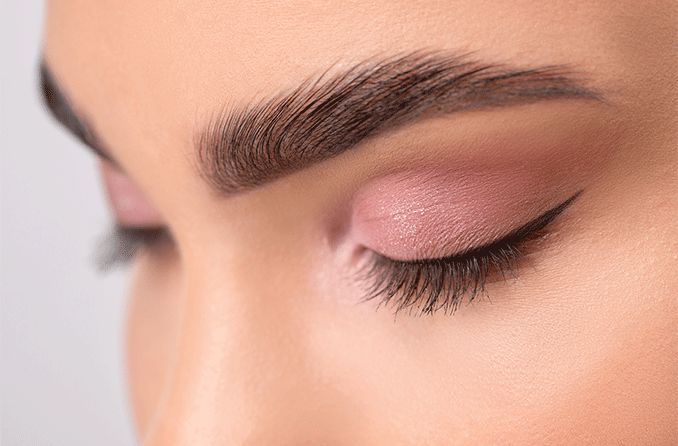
359,192 -> 581,316
94,225 -> 168,271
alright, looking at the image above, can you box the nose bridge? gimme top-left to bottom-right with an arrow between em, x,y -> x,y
142,236 -> 346,444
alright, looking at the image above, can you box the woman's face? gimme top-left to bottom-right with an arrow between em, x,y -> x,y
42,1 -> 676,444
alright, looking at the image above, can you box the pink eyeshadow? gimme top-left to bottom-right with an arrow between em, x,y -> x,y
350,167 -> 556,260
100,163 -> 163,226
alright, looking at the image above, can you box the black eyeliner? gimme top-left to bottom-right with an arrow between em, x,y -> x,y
418,190 -> 582,263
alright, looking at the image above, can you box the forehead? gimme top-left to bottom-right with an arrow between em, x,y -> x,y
42,0 -> 631,110
44,1 -> 626,90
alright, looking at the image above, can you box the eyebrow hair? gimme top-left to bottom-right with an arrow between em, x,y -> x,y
39,62 -> 114,164
196,50 -> 603,194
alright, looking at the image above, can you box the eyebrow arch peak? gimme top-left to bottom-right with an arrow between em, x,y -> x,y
195,50 -> 603,195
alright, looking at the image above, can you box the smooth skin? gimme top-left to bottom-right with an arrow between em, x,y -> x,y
43,1 -> 676,444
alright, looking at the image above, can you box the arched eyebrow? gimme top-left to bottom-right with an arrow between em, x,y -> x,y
39,51 -> 604,194
196,50 -> 603,195
39,62 -> 115,166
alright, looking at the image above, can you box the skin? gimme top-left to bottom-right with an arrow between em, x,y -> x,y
43,1 -> 677,444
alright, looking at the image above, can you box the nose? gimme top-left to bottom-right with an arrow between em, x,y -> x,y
139,242 -> 353,445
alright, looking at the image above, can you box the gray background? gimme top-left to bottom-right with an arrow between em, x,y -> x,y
2,1 -> 137,444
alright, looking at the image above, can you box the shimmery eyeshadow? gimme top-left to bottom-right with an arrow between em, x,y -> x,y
351,166 -> 565,260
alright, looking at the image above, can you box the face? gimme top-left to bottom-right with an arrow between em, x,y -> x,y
42,0 -> 677,444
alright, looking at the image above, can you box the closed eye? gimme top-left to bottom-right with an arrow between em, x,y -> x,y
357,191 -> 582,316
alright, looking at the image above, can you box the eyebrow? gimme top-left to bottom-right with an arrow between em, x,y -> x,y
196,50 -> 603,194
39,62 -> 114,165
40,51 -> 603,194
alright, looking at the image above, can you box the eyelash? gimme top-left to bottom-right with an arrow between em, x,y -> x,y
97,193 -> 579,316
358,239 -> 525,316
357,193 -> 580,316
94,225 -> 169,271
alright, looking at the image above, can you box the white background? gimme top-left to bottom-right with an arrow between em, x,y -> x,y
2,1 -> 137,444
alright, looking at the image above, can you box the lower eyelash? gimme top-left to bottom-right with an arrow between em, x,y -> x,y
94,225 -> 168,271
358,242 -> 523,316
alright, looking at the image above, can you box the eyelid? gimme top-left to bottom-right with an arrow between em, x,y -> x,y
350,163 -> 580,261
100,161 -> 163,227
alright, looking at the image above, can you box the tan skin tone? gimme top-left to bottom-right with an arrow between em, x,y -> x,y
43,0 -> 677,444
